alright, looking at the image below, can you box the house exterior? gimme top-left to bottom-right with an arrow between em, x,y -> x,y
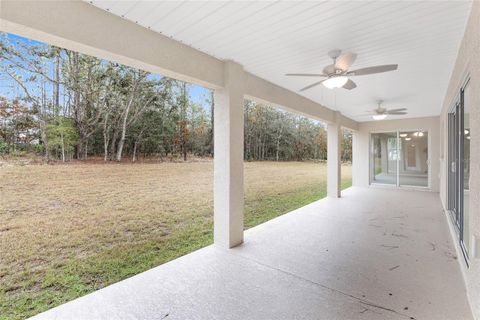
1,1 -> 479,319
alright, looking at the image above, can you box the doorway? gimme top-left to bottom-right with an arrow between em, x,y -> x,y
370,131 -> 429,187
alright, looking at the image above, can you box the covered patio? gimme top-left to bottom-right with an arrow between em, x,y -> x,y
1,0 -> 478,319
31,187 -> 471,320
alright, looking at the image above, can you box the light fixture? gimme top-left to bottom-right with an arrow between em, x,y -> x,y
323,76 -> 348,89
372,114 -> 387,120
467,136 -> 470,140
465,129 -> 469,135
418,132 -> 424,137
405,137 -> 412,141
399,133 -> 407,138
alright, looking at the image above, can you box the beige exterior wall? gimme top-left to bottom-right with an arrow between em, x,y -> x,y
439,2 -> 480,319
352,117 -> 440,191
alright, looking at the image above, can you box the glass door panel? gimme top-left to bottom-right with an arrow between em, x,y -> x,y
370,132 -> 397,185
447,112 -> 456,214
447,81 -> 470,263
399,131 -> 428,187
463,83 -> 470,255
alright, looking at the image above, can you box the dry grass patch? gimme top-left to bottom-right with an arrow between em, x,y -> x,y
0,160 -> 351,319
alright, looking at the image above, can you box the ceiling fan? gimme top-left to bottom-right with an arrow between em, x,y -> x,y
286,49 -> 398,91
363,100 -> 407,120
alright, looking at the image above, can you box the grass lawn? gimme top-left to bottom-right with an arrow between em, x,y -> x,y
0,160 -> 352,319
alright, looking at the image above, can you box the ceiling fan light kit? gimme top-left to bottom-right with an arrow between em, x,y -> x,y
323,76 -> 348,89
372,114 -> 387,120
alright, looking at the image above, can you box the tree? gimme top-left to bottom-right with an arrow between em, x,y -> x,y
113,68 -> 151,162
341,129 -> 353,162
0,32 -> 354,163
0,97 -> 38,153
46,116 -> 78,161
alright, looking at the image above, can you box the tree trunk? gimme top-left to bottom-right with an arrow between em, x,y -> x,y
115,72 -> 146,162
71,52 -> 83,160
132,141 -> 138,162
60,130 -> 65,162
76,140 -> 83,160
183,143 -> 187,161
276,138 -> 280,161
116,90 -> 138,161
180,82 -> 188,162
116,108 -> 130,162
103,114 -> 109,162
109,128 -> 118,161
40,82 -> 49,160
210,90 -> 214,156
53,53 -> 60,113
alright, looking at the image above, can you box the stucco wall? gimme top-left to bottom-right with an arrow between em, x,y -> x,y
439,2 -> 480,318
352,116 -> 440,191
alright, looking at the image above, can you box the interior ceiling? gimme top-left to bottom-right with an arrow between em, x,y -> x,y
87,1 -> 472,122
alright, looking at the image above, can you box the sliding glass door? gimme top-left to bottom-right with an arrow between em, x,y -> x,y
463,83 -> 470,256
448,80 -> 470,262
370,131 -> 429,187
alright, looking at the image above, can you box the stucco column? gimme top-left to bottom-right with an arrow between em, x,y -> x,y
327,117 -> 342,198
214,61 -> 245,248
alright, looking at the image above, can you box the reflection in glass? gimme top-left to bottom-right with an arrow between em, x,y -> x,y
370,132 -> 397,185
399,131 -> 428,187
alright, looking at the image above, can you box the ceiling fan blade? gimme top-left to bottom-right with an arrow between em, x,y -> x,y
347,64 -> 398,76
342,79 -> 357,90
354,114 -> 375,117
335,52 -> 357,71
323,64 -> 335,75
386,108 -> 407,112
285,73 -> 327,77
360,111 -> 377,115
387,111 -> 407,115
299,79 -> 326,92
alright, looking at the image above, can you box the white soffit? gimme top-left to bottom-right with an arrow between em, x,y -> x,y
87,1 -> 472,122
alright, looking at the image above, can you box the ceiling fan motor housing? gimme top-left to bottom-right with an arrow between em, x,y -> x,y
328,49 -> 342,60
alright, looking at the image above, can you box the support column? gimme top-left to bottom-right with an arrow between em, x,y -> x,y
352,130 -> 369,187
327,115 -> 342,198
214,61 -> 245,248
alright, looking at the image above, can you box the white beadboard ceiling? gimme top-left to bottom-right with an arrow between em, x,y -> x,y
87,1 -> 472,122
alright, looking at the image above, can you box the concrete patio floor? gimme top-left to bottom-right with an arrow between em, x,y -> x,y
31,187 -> 472,320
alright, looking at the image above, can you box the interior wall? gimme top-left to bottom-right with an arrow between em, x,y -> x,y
352,116 -> 440,191
439,2 -> 480,318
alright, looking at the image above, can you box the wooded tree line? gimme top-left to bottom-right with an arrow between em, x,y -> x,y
0,33 -> 352,162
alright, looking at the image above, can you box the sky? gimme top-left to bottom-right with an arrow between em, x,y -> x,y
0,32 -> 212,111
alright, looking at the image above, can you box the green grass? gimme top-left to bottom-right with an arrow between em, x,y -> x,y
0,167 -> 352,320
